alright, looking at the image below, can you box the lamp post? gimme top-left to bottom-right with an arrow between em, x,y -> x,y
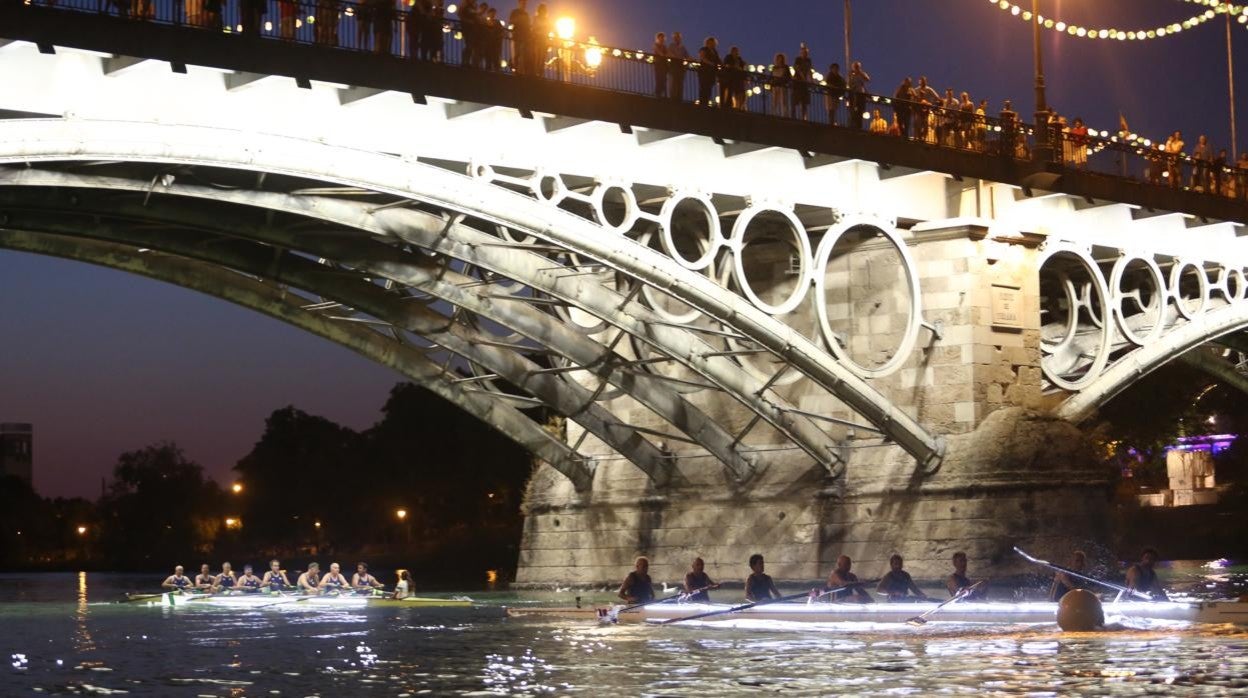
1031,0 -> 1053,163
1226,2 -> 1238,160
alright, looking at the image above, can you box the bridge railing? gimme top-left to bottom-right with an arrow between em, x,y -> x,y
14,0 -> 1248,202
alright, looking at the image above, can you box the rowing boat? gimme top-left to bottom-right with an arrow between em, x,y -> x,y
138,592 -> 473,608
507,600 -> 1248,625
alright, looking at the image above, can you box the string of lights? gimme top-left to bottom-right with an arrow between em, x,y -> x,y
987,0 -> 1248,40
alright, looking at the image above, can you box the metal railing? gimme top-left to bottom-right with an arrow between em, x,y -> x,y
14,0 -> 1248,203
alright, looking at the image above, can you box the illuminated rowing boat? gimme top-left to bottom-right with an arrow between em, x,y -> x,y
508,600 -> 1248,625
138,592 -> 473,609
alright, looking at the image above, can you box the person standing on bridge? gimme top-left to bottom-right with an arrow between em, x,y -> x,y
652,33 -> 669,99
424,2 -> 445,62
355,0 -> 374,51
373,0 -> 396,56
892,77 -> 914,139
847,60 -> 869,130
666,32 -> 690,102
315,0 -> 341,46
791,43 -> 813,121
770,53 -> 791,118
240,0 -> 266,37
1165,130 -> 1185,190
696,36 -> 720,107
530,3 -> 551,77
1191,134 -> 1212,192
722,45 -> 747,111
278,0 -> 299,40
618,556 -> 654,604
824,62 -> 846,126
509,0 -> 531,75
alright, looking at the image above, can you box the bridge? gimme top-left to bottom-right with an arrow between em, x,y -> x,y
1,1 -> 1245,583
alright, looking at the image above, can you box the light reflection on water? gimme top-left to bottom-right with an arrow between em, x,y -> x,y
2,572 -> 1248,695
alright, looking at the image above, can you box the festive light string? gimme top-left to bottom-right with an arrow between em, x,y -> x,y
987,0 -> 1248,40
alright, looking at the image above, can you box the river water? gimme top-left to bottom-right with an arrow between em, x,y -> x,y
3,569 -> 1248,696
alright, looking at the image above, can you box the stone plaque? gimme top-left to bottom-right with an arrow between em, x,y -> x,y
990,284 -> 1023,329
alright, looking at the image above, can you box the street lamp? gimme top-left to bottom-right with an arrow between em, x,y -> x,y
555,16 -> 575,41
231,482 -> 243,494
76,525 -> 87,536
395,508 -> 407,521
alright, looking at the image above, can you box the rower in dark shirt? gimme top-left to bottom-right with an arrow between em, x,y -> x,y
945,551 -> 987,600
683,557 -> 719,602
1126,548 -> 1169,601
1049,550 -> 1088,601
162,565 -> 193,592
826,555 -> 873,603
745,553 -> 780,602
877,554 -> 928,602
618,556 -> 654,604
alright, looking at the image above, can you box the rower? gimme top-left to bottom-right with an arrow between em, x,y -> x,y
161,565 -> 193,592
262,559 -> 292,592
683,557 -> 719,602
1048,550 -> 1088,601
1125,548 -> 1169,601
393,569 -> 412,600
319,562 -> 350,594
826,555 -> 873,603
945,551 -> 987,600
194,564 -> 215,592
353,562 -> 384,594
215,562 -> 238,593
237,565 -> 263,593
877,554 -> 928,602
297,562 -> 321,595
617,556 -> 654,604
745,553 -> 781,602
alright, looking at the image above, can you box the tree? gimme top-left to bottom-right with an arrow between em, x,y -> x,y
96,442 -> 223,567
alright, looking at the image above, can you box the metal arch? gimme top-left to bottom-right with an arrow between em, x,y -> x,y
1177,349 -> 1248,397
0,196 -> 674,486
0,168 -> 758,482
0,118 -> 944,471
0,227 -> 597,491
1056,301 -> 1248,423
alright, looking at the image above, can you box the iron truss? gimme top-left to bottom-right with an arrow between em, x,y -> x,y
0,119 -> 946,489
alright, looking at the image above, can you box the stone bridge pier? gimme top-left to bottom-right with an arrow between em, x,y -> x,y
519,221 -> 1107,587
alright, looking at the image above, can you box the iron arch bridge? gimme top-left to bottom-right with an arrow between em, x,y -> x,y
0,118 -> 947,491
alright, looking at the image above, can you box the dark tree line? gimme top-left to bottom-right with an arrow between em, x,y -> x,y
1,382 -> 534,574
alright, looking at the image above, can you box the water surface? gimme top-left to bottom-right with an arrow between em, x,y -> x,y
3,570 -> 1248,695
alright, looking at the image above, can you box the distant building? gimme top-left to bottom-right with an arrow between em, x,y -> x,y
0,423 -> 33,486
1137,433 -> 1236,508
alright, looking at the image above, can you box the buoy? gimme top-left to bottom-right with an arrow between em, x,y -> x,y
1056,588 -> 1104,631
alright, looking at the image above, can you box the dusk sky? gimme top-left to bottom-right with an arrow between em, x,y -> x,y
2,0 -> 1243,497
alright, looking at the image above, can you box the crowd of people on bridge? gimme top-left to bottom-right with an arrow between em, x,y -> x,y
617,548 -> 1170,606
27,0 -> 1248,202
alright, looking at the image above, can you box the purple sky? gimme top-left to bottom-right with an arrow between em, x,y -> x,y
2,0 -> 1244,497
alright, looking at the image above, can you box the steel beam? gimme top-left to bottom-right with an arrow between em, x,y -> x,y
0,227 -> 595,491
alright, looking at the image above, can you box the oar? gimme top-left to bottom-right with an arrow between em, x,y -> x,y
123,592 -> 167,603
604,584 -> 718,622
807,578 -> 882,603
905,580 -> 987,626
255,594 -> 312,609
1013,546 -> 1152,601
659,587 -> 839,625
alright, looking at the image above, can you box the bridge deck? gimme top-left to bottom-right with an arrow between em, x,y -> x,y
0,1 -> 1242,225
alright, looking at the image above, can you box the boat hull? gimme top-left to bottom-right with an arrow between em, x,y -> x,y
509,600 -> 1248,625
146,592 -> 472,609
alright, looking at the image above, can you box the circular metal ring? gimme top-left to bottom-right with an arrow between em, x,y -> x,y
658,191 -> 724,271
529,170 -> 567,206
1107,255 -> 1167,347
1169,259 -> 1209,320
590,182 -> 640,235
1038,245 -> 1112,391
728,204 -> 812,316
813,216 -> 922,379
